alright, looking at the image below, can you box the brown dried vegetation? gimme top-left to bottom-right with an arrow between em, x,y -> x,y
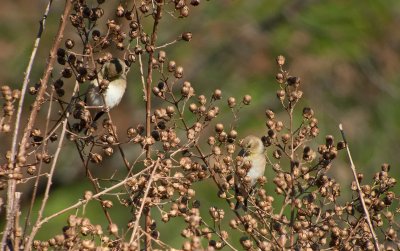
0,1 -> 399,250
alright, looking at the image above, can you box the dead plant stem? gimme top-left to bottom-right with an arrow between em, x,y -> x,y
339,124 -> 380,251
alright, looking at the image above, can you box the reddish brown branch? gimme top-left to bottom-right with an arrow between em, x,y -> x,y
2,1 -> 72,249
143,2 -> 163,250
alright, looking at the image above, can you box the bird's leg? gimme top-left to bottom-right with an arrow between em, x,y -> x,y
101,104 -> 110,113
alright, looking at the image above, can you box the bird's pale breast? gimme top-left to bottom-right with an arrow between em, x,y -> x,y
86,81 -> 126,109
245,153 -> 266,186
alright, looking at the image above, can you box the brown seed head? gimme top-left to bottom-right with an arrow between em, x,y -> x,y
242,94 -> 251,105
181,32 -> 192,41
227,97 -> 236,108
276,55 -> 285,66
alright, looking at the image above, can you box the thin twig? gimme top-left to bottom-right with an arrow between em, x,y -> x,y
129,160 -> 159,244
24,81 -> 79,250
339,124 -> 380,251
13,193 -> 22,250
26,170 -> 145,232
155,38 -> 179,49
22,87 -> 55,240
138,53 -> 147,101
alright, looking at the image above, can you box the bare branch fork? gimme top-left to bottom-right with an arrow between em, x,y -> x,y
339,124 -> 380,251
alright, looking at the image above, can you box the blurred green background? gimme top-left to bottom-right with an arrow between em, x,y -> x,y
1,0 -> 400,248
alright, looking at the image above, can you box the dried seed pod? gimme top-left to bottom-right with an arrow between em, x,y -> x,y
189,103 -> 197,113
275,121 -> 284,131
158,50 -> 166,63
381,163 -> 390,172
127,53 -> 136,63
65,39 -> 75,49
212,146 -> 221,155
240,236 -> 253,249
166,106 -> 175,116
215,123 -> 224,133
213,89 -> 222,100
102,200 -> 113,208
140,2 -> 149,13
206,110 -> 216,120
302,107 -> 314,119
276,89 -> 285,101
116,4 -> 125,17
61,68 -> 73,78
228,130 -> 237,139
191,0 -> 200,6
134,45 -> 143,54
125,10 -> 134,20
198,95 -> 206,105
108,223 -> 118,236
168,61 -> 176,72
180,5 -> 189,17
84,190 -> 93,200
242,94 -> 251,105
116,42 -> 124,50
276,55 -> 285,66
27,165 -> 37,175
276,73 -> 285,84
174,66 -> 184,78
130,21 -> 139,30
265,109 -> 275,119
325,135 -> 334,147
129,29 -> 138,39
90,153 -> 103,163
103,147 -> 113,156
287,76 -> 301,87
227,97 -> 236,108
198,105 -> 206,113
208,136 -> 216,145
181,32 -> 192,41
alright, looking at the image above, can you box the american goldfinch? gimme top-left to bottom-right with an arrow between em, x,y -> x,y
235,135 -> 266,210
86,58 -> 129,122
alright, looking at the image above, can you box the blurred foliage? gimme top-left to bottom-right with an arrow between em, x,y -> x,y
1,0 -> 400,247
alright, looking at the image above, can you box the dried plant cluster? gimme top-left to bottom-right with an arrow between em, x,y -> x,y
0,0 -> 399,250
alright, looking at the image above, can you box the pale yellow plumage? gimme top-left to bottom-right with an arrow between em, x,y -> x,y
86,58 -> 129,121
235,135 -> 266,210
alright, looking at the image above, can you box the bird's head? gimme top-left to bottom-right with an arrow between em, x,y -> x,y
240,135 -> 264,155
103,58 -> 129,81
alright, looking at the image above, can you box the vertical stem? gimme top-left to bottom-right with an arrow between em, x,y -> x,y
143,3 -> 162,251
145,6 -> 162,157
339,124 -> 380,251
13,193 -> 22,250
22,88 -> 54,239
287,84 -> 296,248
1,1 -> 69,249
289,111 -> 295,248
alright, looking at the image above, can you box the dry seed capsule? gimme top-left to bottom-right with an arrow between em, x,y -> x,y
227,97 -> 236,108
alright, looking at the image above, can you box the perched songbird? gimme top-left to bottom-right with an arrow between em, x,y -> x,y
235,135 -> 266,210
86,58 -> 129,122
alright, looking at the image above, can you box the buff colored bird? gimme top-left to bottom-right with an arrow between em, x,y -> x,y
86,58 -> 129,122
235,135 -> 266,210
